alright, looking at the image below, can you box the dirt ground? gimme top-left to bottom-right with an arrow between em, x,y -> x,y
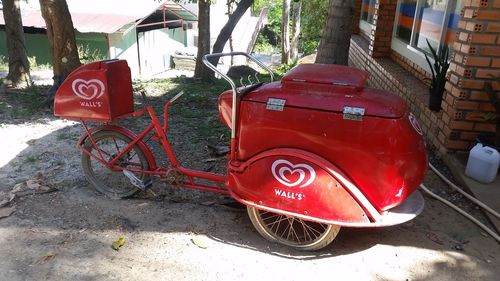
1,83 -> 499,281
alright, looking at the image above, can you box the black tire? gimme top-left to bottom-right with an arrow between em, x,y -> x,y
247,206 -> 340,251
81,130 -> 150,198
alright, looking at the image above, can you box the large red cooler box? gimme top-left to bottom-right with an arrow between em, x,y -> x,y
54,59 -> 134,122
219,63 -> 428,211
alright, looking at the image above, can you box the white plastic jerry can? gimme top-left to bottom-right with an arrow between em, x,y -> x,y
465,143 -> 500,184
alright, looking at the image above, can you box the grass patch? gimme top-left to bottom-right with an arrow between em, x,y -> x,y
0,85 -> 51,120
24,155 -> 38,164
133,77 -> 235,144
56,132 -> 72,141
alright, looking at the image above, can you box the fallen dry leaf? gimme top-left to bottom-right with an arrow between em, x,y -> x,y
206,144 -> 230,157
26,179 -> 41,190
0,206 -> 16,219
111,237 -> 126,251
33,252 -> 56,265
0,191 -> 16,208
191,236 -> 208,249
426,232 -> 444,245
200,201 -> 216,206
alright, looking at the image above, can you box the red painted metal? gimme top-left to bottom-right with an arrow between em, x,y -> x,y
227,149 -> 372,225
61,66 -> 228,194
78,123 -> 158,171
54,60 -> 134,122
219,63 -> 428,212
55,59 -> 426,229
282,63 -> 369,88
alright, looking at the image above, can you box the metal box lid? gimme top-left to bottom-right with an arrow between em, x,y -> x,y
241,63 -> 407,118
54,59 -> 134,122
243,83 -> 408,119
281,63 -> 369,88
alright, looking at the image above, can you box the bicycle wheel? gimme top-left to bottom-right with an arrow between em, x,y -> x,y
81,130 -> 150,198
247,206 -> 340,251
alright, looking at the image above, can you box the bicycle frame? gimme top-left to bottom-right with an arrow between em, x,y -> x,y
77,52 -> 273,196
78,99 -> 228,195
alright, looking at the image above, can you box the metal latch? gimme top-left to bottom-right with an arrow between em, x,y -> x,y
343,106 -> 365,121
266,98 -> 286,111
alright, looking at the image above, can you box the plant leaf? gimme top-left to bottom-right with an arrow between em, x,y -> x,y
426,39 -> 438,61
424,53 -> 436,81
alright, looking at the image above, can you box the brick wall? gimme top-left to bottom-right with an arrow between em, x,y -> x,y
350,0 -> 500,153
441,0 -> 500,150
390,51 -> 430,83
369,0 -> 397,58
349,36 -> 447,154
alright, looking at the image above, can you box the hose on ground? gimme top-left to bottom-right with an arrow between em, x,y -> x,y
420,168 -> 500,243
429,163 -> 500,219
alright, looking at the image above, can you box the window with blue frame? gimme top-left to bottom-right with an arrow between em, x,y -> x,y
394,0 -> 462,54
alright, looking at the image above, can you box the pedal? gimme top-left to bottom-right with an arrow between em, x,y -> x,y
122,170 -> 152,190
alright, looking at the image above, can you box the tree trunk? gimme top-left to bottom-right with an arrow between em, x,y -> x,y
315,0 -> 355,65
2,0 -> 31,88
227,1 -> 234,66
194,0 -> 212,81
290,1 -> 301,62
39,0 -> 81,90
281,0 -> 291,64
210,0 -> 253,67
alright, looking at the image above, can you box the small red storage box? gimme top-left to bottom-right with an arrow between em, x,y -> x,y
54,59 -> 134,122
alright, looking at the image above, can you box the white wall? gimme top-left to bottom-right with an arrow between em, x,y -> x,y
108,25 -> 140,77
178,0 -> 254,52
138,27 -> 186,77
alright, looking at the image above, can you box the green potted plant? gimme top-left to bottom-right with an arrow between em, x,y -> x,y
424,40 -> 450,111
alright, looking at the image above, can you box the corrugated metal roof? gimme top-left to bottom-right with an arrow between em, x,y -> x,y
0,9 -> 139,34
69,13 -> 139,33
163,2 -> 197,21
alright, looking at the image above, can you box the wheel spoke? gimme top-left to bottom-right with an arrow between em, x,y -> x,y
286,217 -> 295,241
289,218 -> 301,242
263,214 -> 288,230
299,219 -> 313,241
282,217 -> 292,240
249,207 -> 339,250
112,137 -> 120,153
82,131 -> 149,198
302,221 -> 325,238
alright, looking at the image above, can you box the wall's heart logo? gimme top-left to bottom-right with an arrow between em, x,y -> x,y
71,79 -> 105,100
271,160 -> 316,188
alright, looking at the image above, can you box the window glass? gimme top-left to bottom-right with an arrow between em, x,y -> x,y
394,0 -> 463,54
361,0 -> 376,24
415,0 -> 446,52
396,0 -> 417,44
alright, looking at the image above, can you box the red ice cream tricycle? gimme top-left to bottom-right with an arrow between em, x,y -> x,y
54,52 -> 427,250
